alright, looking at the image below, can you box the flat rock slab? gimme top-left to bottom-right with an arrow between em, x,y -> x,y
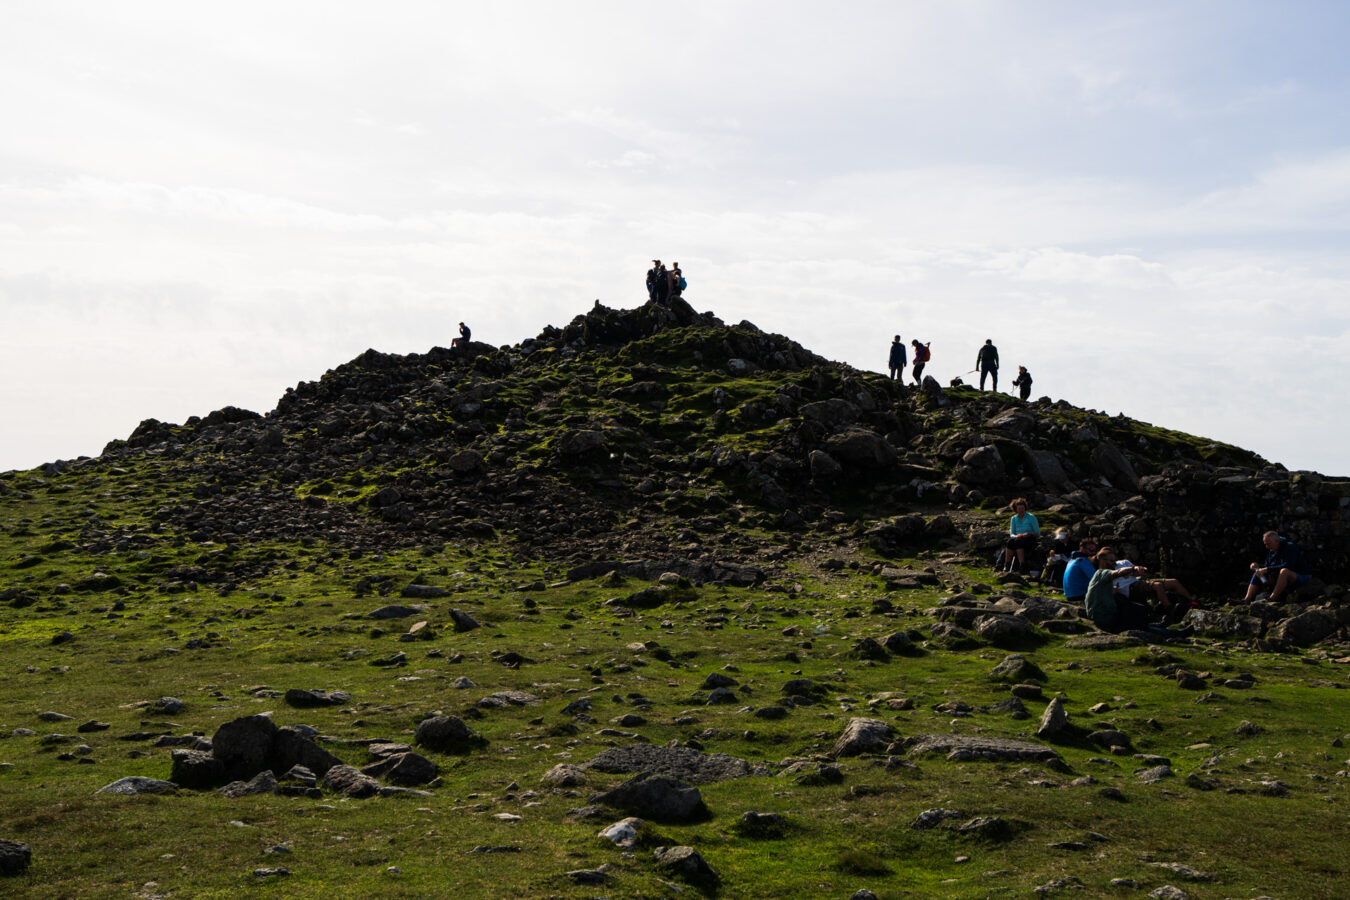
901,734 -> 1062,765
585,745 -> 766,784
1063,633 -> 1143,650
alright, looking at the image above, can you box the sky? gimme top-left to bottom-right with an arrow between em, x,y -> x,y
2,1 -> 1348,476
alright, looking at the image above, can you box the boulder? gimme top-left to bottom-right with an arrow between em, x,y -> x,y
322,765 -> 381,798
0,840 -> 31,877
955,445 -> 1005,486
211,715 -> 278,779
414,715 -> 486,754
652,845 -> 720,889
593,773 -> 708,823
831,717 -> 894,758
361,752 -> 438,786
1269,609 -> 1338,647
219,770 -> 279,799
823,428 -> 896,469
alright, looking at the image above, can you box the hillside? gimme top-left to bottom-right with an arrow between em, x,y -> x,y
2,297 -> 1349,898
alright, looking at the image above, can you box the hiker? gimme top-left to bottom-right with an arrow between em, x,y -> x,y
976,339 -> 999,391
670,262 -> 685,299
646,260 -> 662,301
911,340 -> 930,383
1040,527 -> 1072,587
1084,547 -> 1153,631
654,261 -> 671,305
1241,531 -> 1312,603
888,335 -> 907,382
1114,558 -> 1198,623
1011,365 -> 1033,401
1003,498 -> 1040,573
1062,537 -> 1100,603
451,322 -> 471,353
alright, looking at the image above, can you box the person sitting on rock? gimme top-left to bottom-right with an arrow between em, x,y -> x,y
1085,547 -> 1152,631
1114,558 -> 1198,624
1062,537 -> 1099,603
888,335 -> 907,382
451,321 -> 471,353
1003,498 -> 1040,573
1241,530 -> 1312,604
1040,527 -> 1072,586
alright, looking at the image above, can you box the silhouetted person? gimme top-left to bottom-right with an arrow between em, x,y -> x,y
646,260 -> 662,301
452,322 -> 471,353
1012,365 -> 1032,400
911,339 -> 930,382
976,339 -> 999,391
888,335 -> 907,382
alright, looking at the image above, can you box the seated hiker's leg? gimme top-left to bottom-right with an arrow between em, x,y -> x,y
1241,575 -> 1262,603
1268,568 -> 1299,602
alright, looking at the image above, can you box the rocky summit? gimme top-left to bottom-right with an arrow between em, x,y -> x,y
3,297 -> 1350,898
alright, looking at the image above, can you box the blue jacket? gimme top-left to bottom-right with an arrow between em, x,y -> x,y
1063,553 -> 1094,599
1266,539 -> 1310,575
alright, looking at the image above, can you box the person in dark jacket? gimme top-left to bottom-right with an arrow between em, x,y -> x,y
1241,531 -> 1312,603
646,260 -> 662,301
1011,365 -> 1033,400
452,322 -> 471,354
888,335 -> 907,382
976,339 -> 999,391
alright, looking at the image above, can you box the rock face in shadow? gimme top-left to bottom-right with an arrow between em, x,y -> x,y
593,773 -> 709,824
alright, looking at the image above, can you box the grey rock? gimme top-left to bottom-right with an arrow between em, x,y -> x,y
170,749 -> 225,788
989,653 -> 1046,682
593,773 -> 708,823
152,697 -> 184,715
0,840 -> 32,876
95,776 -> 179,796
957,816 -> 1012,840
1036,698 -> 1067,737
808,450 -> 842,480
831,717 -> 894,758
414,716 -> 486,754
219,770 -> 279,799
903,734 -> 1063,766
541,764 -> 588,787
823,427 -> 896,469
911,808 -> 964,829
284,688 -> 350,708
652,845 -> 719,889
1270,609 -> 1337,647
448,608 -> 481,632
361,752 -> 438,786
321,764 -> 381,798
955,444 -> 1005,486
369,605 -> 420,620
1138,765 -> 1174,784
974,614 -> 1038,648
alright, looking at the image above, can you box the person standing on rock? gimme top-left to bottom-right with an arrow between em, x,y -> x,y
1011,365 -> 1032,400
976,339 -> 999,391
1241,530 -> 1312,603
911,339 -> 930,383
888,335 -> 907,382
646,260 -> 662,301
670,262 -> 685,300
1003,498 -> 1040,573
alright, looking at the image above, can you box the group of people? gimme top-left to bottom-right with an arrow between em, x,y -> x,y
995,501 -> 1313,636
888,335 -> 931,385
888,336 -> 1033,400
646,260 -> 686,305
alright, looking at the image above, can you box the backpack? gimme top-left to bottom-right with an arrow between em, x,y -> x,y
916,344 -> 930,363
679,276 -> 687,290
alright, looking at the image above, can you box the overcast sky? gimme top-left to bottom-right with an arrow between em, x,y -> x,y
2,1 -> 1348,476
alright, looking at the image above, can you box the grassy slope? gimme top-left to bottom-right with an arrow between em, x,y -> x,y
2,462 -> 1348,899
